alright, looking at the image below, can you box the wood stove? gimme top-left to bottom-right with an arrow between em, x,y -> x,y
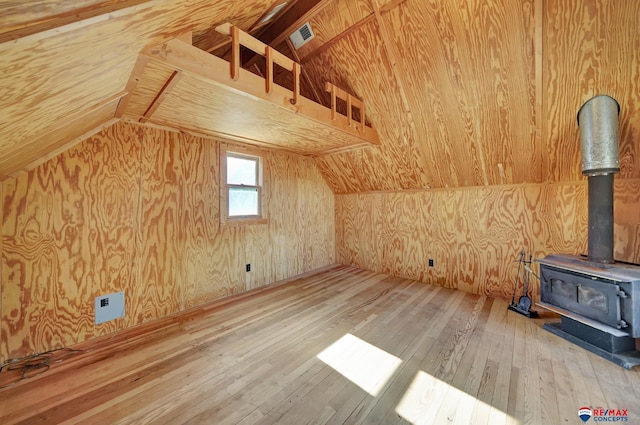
537,95 -> 640,369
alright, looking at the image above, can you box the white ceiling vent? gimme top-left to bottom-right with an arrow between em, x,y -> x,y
289,22 -> 315,49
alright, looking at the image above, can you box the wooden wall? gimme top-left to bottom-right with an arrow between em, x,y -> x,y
335,180 -> 640,298
298,0 -> 640,193
0,121 -> 335,362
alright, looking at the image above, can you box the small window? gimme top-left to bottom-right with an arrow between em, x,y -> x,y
221,147 -> 267,224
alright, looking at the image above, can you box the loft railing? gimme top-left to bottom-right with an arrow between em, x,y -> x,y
215,23 -> 368,130
325,82 -> 366,134
216,23 -> 301,105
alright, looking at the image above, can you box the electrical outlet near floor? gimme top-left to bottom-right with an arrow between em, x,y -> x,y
95,291 -> 125,324
428,259 -> 434,267
246,264 -> 251,272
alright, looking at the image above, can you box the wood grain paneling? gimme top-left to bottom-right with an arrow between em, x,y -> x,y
0,100 -> 122,180
296,0 -> 373,60
544,0 -> 640,182
3,0 -> 640,193
2,266 -> 639,424
307,21 -> 434,193
124,42 -> 379,155
0,0 -> 153,43
305,0 -> 639,193
336,180 -> 640,298
0,0 -> 283,179
0,0 -> 114,35
0,181 -> 3,354
1,123 -> 142,359
307,0 -> 537,192
1,121 -> 335,362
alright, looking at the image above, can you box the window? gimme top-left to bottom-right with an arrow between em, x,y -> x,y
221,145 -> 267,224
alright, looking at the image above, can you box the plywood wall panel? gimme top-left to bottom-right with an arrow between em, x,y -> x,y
335,193 -> 382,273
614,180 -> 640,265
140,130 -> 186,320
544,0 -> 640,182
1,123 -> 142,360
1,121 -> 335,361
302,156 -> 336,270
336,180 -> 640,299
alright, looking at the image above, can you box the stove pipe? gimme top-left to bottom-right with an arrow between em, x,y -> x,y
577,95 -> 620,263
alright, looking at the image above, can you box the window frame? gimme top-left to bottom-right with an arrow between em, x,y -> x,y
220,144 -> 268,226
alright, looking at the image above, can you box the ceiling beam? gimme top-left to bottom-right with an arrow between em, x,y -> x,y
239,0 -> 331,68
115,55 -> 150,118
139,70 -> 183,123
300,14 -> 376,64
255,0 -> 331,47
0,0 -> 151,45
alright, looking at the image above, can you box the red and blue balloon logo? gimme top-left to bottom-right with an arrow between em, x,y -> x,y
579,407 -> 593,423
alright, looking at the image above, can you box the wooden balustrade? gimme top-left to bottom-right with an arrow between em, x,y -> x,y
325,82 -> 366,133
216,23 -> 300,105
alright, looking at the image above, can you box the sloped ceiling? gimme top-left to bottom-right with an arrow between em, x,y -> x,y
296,0 -> 640,193
0,0 -> 284,179
1,0 -> 639,192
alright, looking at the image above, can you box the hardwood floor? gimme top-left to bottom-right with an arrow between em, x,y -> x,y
1,265 -> 639,424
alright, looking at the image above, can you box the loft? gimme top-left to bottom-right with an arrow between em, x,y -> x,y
117,23 -> 380,156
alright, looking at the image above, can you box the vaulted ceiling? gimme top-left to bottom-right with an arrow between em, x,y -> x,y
1,0 -> 639,192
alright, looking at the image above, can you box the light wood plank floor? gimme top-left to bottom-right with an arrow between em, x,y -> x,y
1,265 -> 639,424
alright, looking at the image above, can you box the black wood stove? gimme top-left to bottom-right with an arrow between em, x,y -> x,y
537,95 -> 640,369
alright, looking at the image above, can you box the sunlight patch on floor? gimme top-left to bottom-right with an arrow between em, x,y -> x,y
317,333 -> 402,396
396,370 -> 516,425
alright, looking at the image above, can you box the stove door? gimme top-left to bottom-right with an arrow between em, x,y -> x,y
540,266 -> 625,329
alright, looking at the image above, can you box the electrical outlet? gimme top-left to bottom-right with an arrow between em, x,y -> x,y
246,264 -> 251,272
428,259 -> 434,267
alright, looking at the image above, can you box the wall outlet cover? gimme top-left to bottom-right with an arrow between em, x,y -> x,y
95,291 -> 125,324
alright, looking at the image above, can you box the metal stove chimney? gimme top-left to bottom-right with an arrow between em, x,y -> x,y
577,94 -> 620,263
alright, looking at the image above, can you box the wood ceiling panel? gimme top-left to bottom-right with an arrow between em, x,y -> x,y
296,0 -> 372,60
386,0 -> 538,186
305,21 -> 437,192
307,0 -> 537,192
0,0 -> 278,179
544,0 -> 640,182
126,60 -> 178,118
0,100 -> 120,179
0,0 -> 154,43
138,70 -> 371,155
2,0 -> 638,191
0,0 -> 115,35
192,0 -> 285,53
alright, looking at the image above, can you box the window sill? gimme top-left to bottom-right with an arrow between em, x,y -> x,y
222,217 -> 268,226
